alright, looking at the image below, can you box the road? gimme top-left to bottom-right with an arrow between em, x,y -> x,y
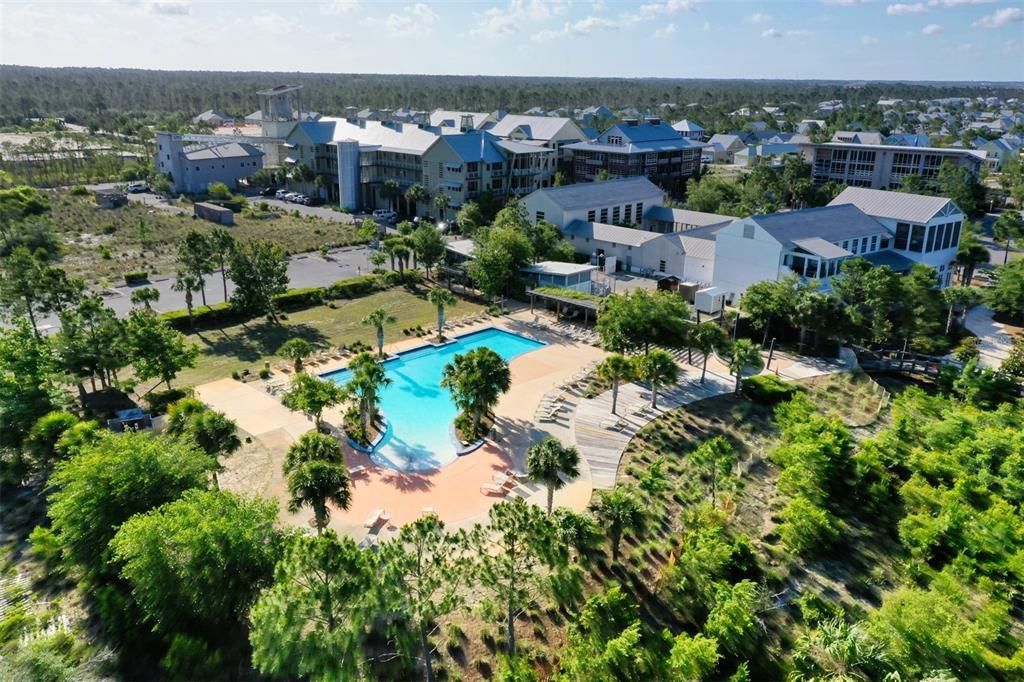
963,305 -> 1016,369
37,245 -> 374,334
977,210 -> 1021,268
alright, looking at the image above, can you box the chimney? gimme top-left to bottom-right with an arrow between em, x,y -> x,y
344,106 -> 357,123
647,116 -> 661,126
624,117 -> 639,127
460,114 -> 475,132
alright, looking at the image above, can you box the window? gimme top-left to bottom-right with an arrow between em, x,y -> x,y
492,178 -> 502,189
851,239 -> 859,255
600,208 -> 609,223
624,204 -> 633,223
587,209 -> 596,222
659,260 -> 666,272
607,135 -> 623,145
535,211 -> 545,222
627,246 -> 632,251
894,223 -> 910,250
909,224 -> 925,252
841,240 -> 849,251
950,221 -> 961,248
742,224 -> 755,239
926,225 -> 938,252
612,206 -> 621,223
870,235 -> 878,252
860,237 -> 868,253
636,202 -> 643,217
941,222 -> 954,250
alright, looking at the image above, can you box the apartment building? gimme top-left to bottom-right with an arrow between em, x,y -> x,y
800,142 -> 985,190
421,132 -> 555,218
485,114 -> 587,174
155,132 -> 264,195
565,119 -> 702,188
520,177 -> 666,230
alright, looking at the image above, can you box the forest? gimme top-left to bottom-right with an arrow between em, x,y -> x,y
1,64 -> 1019,134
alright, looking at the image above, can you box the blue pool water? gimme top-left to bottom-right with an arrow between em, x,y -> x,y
322,327 -> 544,471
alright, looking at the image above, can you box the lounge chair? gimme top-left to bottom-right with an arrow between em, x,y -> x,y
277,362 -> 292,373
480,482 -> 506,495
364,509 -> 389,528
348,465 -> 367,477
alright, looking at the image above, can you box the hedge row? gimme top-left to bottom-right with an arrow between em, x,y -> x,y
741,374 -> 797,405
161,270 -> 423,332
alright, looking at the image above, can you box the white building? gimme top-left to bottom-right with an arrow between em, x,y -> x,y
828,187 -> 965,287
521,261 -> 598,294
486,114 -> 587,166
562,220 -> 687,276
155,132 -> 264,195
520,177 -> 666,230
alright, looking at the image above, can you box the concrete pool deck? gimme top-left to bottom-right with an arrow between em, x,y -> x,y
198,312 -> 606,540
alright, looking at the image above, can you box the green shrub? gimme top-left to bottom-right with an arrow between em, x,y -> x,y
69,185 -> 89,196
144,387 -> 190,415
28,525 -> 63,570
741,374 -> 796,405
258,368 -> 271,380
160,301 -> 242,331
779,496 -> 841,557
123,271 -> 148,285
272,287 -> 324,310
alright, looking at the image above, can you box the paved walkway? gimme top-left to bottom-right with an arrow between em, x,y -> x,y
964,305 -> 1017,369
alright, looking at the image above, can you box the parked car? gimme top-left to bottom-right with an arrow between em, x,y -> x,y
275,189 -> 289,200
372,209 -> 398,222
126,182 -> 148,193
283,192 -> 301,202
259,186 -> 278,197
300,195 -> 316,206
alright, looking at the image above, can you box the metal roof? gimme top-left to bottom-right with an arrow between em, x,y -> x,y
862,250 -> 917,272
439,132 -> 505,164
521,261 -> 598,276
429,110 -> 492,130
647,206 -> 737,227
184,142 -> 263,160
672,234 -> 717,260
563,220 -> 665,248
565,138 -> 700,154
750,204 -> 885,244
828,187 -> 958,224
792,237 -> 853,260
672,119 -> 705,132
525,177 -> 663,211
487,115 -> 582,142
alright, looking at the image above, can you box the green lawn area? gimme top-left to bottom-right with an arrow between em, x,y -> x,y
50,191 -> 361,285
163,289 -> 485,388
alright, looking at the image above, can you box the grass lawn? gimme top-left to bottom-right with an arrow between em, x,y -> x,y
49,191 -> 361,285
161,288 -> 485,388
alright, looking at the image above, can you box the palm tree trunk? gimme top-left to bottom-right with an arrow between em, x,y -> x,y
650,383 -> 658,409
506,601 -> 516,657
734,372 -> 742,394
946,305 -> 955,335
547,483 -> 555,514
611,379 -> 619,415
437,307 -> 444,341
701,354 -> 709,383
420,623 -> 435,682
220,261 -> 228,301
377,329 -> 384,356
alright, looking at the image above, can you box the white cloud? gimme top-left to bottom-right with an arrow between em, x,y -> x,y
702,20 -> 712,31
568,15 -> 617,35
655,22 -> 677,37
471,0 -> 570,38
624,0 -> 698,23
748,12 -> 772,24
761,27 -> 811,38
973,7 -> 1023,28
786,29 -> 812,36
320,1 -> 361,16
886,3 -> 927,15
380,3 -> 437,37
762,28 -> 782,38
149,1 -> 190,15
928,0 -> 993,6
921,22 -> 944,33
860,34 -> 879,44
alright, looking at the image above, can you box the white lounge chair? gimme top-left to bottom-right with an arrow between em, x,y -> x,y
480,482 -> 506,495
348,465 -> 367,477
364,509 -> 388,528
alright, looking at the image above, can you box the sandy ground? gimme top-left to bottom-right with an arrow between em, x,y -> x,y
199,313 -> 606,541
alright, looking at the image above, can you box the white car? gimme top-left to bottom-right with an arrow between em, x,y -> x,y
126,182 -> 148,193
274,189 -> 289,200
372,209 -> 398,222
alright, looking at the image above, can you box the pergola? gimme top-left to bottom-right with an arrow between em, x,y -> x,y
527,289 -> 601,325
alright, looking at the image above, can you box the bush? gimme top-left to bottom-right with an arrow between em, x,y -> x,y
741,374 -> 796,405
258,368 -> 271,380
272,287 -> 324,310
160,301 -> 243,331
123,271 -> 148,285
69,185 -> 89,196
144,388 -> 190,415
325,274 -> 383,298
779,496 -> 841,557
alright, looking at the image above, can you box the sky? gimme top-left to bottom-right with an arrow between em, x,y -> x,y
0,0 -> 1022,81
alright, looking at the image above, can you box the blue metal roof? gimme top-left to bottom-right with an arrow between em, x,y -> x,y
861,249 -> 917,272
442,132 -> 505,164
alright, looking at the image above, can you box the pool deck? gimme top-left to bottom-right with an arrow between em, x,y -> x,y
198,312 -> 606,540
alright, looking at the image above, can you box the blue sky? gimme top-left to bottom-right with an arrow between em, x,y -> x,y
1,1 -> 1021,81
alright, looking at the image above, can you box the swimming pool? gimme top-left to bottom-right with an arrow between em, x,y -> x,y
322,327 -> 545,471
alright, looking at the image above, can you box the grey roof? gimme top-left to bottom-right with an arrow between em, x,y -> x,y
429,110 -> 492,130
673,234 -> 716,260
647,206 -> 737,227
445,239 -> 475,258
184,142 -> 263,160
495,139 -> 554,155
563,221 -> 665,248
521,261 -> 598,276
828,187 -> 957,223
315,117 -> 446,155
525,177 -> 664,211
672,119 -> 705,132
194,109 -> 232,122
487,115 -> 582,142
792,237 -> 852,259
707,133 -> 745,149
750,205 -> 885,244
862,250 -> 917,272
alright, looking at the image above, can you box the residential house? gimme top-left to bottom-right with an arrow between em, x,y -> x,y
800,141 -> 985,190
193,110 -> 233,127
672,119 -> 707,142
485,114 -> 587,171
705,133 -> 747,164
645,207 -> 737,233
831,131 -> 885,145
734,143 -> 803,168
796,119 -> 827,135
520,177 -> 665,230
566,119 -> 702,187
975,137 -> 1022,170
562,220 -> 687,276
521,261 -> 598,294
884,133 -> 931,147
828,186 -> 966,286
429,110 -> 496,131
155,132 -> 263,195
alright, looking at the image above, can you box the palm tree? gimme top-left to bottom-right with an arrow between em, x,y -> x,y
994,210 -> 1023,265
433,192 -> 450,221
428,287 -> 457,341
207,227 -> 236,301
690,321 -> 727,384
286,460 -> 351,535
727,338 -> 763,394
381,178 -> 400,213
172,271 -> 200,330
591,486 -> 646,561
404,183 -> 428,217
349,352 -> 391,436
942,286 -> 982,334
362,308 -> 397,357
441,347 -> 511,439
283,431 -> 344,474
791,618 -> 890,681
956,223 -> 990,285
392,243 -> 411,276
130,286 -> 160,311
189,410 -> 242,489
278,338 -> 315,373
637,349 -> 679,410
281,373 -> 350,431
526,436 -> 581,514
369,251 -> 388,272
596,354 -> 636,415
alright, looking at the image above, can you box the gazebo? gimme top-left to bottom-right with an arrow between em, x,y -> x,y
526,288 -> 601,326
